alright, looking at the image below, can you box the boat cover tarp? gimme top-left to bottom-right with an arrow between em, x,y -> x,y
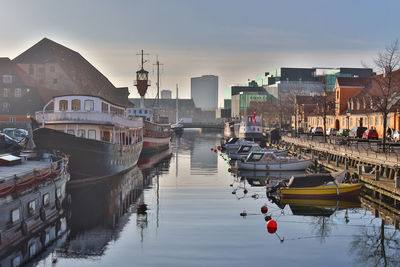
287,173 -> 335,188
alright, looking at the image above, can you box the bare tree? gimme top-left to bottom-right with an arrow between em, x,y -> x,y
369,40 -> 400,149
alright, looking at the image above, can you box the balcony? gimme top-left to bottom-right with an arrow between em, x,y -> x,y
35,111 -> 143,129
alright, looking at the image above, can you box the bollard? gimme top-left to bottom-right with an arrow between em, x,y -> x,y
336,157 -> 340,167
385,165 -> 390,178
358,164 -> 362,175
375,166 -> 380,181
345,159 -> 349,170
396,176 -> 400,189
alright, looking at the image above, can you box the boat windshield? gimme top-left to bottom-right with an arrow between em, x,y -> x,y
247,152 -> 264,162
238,146 -> 251,153
227,138 -> 238,144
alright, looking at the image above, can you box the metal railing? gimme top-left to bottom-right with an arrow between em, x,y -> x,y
35,111 -> 143,128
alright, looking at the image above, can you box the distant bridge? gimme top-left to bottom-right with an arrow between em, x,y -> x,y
181,122 -> 224,129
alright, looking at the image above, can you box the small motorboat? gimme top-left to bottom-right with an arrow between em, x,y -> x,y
269,171 -> 362,199
237,151 -> 311,171
222,138 -> 256,153
228,144 -> 288,160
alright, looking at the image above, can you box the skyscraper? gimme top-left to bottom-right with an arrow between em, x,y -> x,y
190,75 -> 218,111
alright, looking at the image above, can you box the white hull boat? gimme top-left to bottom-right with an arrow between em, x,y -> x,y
237,151 -> 311,171
228,144 -> 288,160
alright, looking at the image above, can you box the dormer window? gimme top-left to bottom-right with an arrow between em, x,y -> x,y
72,99 -> 81,111
357,100 -> 360,110
351,100 -> 354,110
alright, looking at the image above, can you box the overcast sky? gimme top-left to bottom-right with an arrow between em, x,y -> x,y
0,0 -> 399,106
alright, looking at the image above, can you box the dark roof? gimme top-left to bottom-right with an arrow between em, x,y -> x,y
13,38 -> 125,106
336,77 -> 369,87
0,57 -> 35,87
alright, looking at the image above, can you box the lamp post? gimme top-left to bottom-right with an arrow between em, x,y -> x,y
346,108 -> 351,130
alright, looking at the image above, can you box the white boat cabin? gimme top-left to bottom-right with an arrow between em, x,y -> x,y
239,115 -> 262,134
36,95 -> 143,145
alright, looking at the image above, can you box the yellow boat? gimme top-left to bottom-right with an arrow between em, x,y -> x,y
278,171 -> 362,199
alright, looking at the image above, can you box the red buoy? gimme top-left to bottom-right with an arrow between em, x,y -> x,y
261,205 -> 268,214
217,146 -> 221,150
228,168 -> 232,172
267,220 -> 277,234
264,215 -> 272,222
211,148 -> 214,151
214,150 -> 217,153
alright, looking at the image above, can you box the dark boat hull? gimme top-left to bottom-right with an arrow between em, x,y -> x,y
33,128 -> 142,182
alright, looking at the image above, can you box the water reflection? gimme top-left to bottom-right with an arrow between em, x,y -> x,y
57,167 -> 144,258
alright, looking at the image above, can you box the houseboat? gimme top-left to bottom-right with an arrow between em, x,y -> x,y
33,95 -> 143,182
0,152 -> 69,265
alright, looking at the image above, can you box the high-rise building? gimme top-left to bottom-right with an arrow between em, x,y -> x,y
161,89 -> 172,99
190,75 -> 218,111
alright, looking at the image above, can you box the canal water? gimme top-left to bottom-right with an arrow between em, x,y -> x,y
27,131 -> 400,266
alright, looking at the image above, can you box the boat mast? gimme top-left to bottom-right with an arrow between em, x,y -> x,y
175,84 -> 179,123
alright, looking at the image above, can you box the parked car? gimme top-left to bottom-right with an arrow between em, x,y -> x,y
349,127 -> 367,138
326,128 -> 337,136
307,127 -> 313,134
392,130 -> 400,142
2,128 -> 28,142
337,129 -> 350,137
312,127 -> 323,136
362,129 -> 379,140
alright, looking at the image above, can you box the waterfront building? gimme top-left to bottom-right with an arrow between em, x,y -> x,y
129,98 -> 198,123
13,38 -> 129,107
231,91 -> 275,118
161,89 -> 172,99
191,75 -> 218,111
307,71 -> 400,137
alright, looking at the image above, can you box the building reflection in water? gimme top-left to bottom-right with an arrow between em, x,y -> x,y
55,150 -> 172,259
185,132 -> 218,175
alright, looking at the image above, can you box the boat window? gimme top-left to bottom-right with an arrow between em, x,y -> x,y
265,153 -> 275,160
71,99 -> 81,111
102,131 -> 110,142
59,100 -> 68,111
102,102 -> 109,113
56,187 -> 62,198
77,129 -> 85,138
11,208 -> 20,222
139,110 -> 142,114
240,146 -> 251,152
43,193 -> 50,206
28,200 -> 36,215
88,129 -> 96,140
12,256 -> 21,267
67,130 -> 74,135
84,100 -> 94,111
247,153 -> 263,162
29,243 -> 37,257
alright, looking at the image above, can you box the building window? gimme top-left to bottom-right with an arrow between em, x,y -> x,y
50,65 -> 55,72
14,88 -> 21,97
9,117 -> 16,122
59,100 -> 68,111
43,193 -> 50,206
2,102 -> 10,112
102,102 -> 109,113
28,200 -> 36,215
53,79 -> 57,84
39,67 -> 44,73
350,118 -> 353,126
2,74 -> 12,84
84,100 -> 94,111
370,117 -> 373,126
11,208 -> 20,223
29,243 -> 37,257
77,129 -> 85,138
388,117 -> 391,127
88,129 -> 96,139
67,130 -> 74,135
3,88 -> 9,97
29,64 -> 34,75
375,117 -> 378,125
71,99 -> 81,111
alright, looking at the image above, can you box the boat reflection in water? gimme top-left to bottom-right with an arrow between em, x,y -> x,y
237,170 -> 306,187
56,166 -> 144,258
56,151 -> 172,259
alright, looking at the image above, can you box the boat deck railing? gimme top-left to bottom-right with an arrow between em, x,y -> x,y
35,111 -> 143,129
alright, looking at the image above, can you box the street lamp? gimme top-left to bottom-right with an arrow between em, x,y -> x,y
346,108 -> 351,130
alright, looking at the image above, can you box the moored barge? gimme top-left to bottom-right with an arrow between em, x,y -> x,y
34,95 -> 143,182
